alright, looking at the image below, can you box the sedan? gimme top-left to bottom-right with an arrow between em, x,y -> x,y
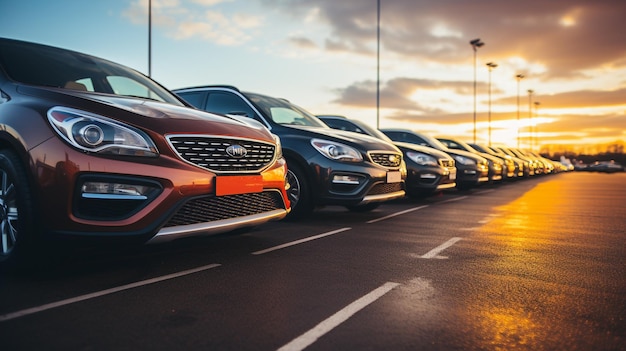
0,38 -> 290,270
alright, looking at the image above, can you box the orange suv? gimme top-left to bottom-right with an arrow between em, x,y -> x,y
0,38 -> 290,270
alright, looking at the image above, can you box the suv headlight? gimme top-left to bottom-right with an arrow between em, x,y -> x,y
453,155 -> 476,165
406,151 -> 438,166
311,138 -> 362,162
48,106 -> 158,157
272,133 -> 283,159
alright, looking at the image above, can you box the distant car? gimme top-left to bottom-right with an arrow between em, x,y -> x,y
493,146 -> 537,176
173,86 -> 406,218
469,143 -> 521,178
436,137 -> 505,183
380,129 -> 489,190
0,38 -> 291,270
317,115 -> 456,197
587,161 -> 624,173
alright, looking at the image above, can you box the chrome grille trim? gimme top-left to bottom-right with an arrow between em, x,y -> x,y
368,151 -> 403,169
167,135 -> 276,173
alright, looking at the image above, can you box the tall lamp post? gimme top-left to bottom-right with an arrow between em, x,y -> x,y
515,74 -> 525,148
376,0 -> 380,129
470,38 -> 484,144
486,62 -> 497,146
527,89 -> 534,149
534,101 -> 540,151
148,0 -> 152,77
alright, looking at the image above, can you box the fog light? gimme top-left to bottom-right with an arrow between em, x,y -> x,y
82,181 -> 155,199
332,175 -> 361,185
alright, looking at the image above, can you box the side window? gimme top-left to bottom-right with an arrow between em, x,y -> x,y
177,91 -> 206,109
383,131 -> 401,141
333,120 -> 365,134
206,92 -> 257,118
410,135 -> 428,146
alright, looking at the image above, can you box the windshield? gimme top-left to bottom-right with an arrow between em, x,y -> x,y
245,93 -> 328,128
421,133 -> 450,151
0,38 -> 182,105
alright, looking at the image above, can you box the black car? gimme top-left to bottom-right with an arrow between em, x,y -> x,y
174,86 -> 406,218
380,129 -> 489,190
469,143 -> 524,178
317,115 -> 456,198
436,137 -> 505,182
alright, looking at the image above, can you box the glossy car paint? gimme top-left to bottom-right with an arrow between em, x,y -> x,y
0,38 -> 290,267
173,86 -> 406,217
317,115 -> 456,197
380,129 -> 489,190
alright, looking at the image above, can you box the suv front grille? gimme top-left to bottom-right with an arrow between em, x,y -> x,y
369,152 -> 402,168
168,136 -> 276,173
164,191 -> 286,227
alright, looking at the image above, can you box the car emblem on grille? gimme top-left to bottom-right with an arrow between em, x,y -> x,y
389,155 -> 398,163
226,144 -> 248,158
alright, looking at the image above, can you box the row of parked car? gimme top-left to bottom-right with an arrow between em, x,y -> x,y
0,38 -> 563,271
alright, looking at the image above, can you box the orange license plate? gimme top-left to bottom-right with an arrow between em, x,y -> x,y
215,175 -> 264,196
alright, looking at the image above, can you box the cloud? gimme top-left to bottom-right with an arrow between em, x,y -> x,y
123,0 -> 263,45
262,0 -> 626,78
495,88 -> 626,108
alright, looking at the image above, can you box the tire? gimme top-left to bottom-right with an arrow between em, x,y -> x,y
0,149 -> 38,272
285,162 -> 314,219
346,202 -> 380,212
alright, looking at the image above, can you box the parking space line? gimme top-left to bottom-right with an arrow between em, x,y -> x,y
420,237 -> 462,259
0,263 -> 221,323
438,196 -> 467,204
366,205 -> 429,224
277,282 -> 400,351
252,227 -> 352,255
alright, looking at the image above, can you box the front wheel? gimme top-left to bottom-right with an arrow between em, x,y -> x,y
0,149 -> 38,272
285,163 -> 314,220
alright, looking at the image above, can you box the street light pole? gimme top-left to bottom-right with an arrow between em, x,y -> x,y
470,38 -> 484,144
486,62 -> 497,147
515,74 -> 525,148
376,0 -> 380,129
148,0 -> 152,77
534,101 -> 540,151
527,89 -> 534,149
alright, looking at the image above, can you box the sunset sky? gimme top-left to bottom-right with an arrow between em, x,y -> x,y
1,0 -> 625,153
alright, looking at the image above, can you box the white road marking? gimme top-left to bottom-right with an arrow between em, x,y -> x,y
277,282 -> 400,351
252,227 -> 352,255
0,264 -> 221,322
438,196 -> 467,204
420,237 -> 462,259
366,205 -> 429,224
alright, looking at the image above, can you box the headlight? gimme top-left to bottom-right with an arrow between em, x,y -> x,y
48,106 -> 158,157
406,151 -> 438,166
311,138 -> 362,162
272,133 -> 283,159
453,155 -> 476,165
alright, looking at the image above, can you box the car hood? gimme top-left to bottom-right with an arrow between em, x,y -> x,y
18,85 -> 274,141
394,141 -> 453,160
444,147 -> 486,162
280,125 -> 400,152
